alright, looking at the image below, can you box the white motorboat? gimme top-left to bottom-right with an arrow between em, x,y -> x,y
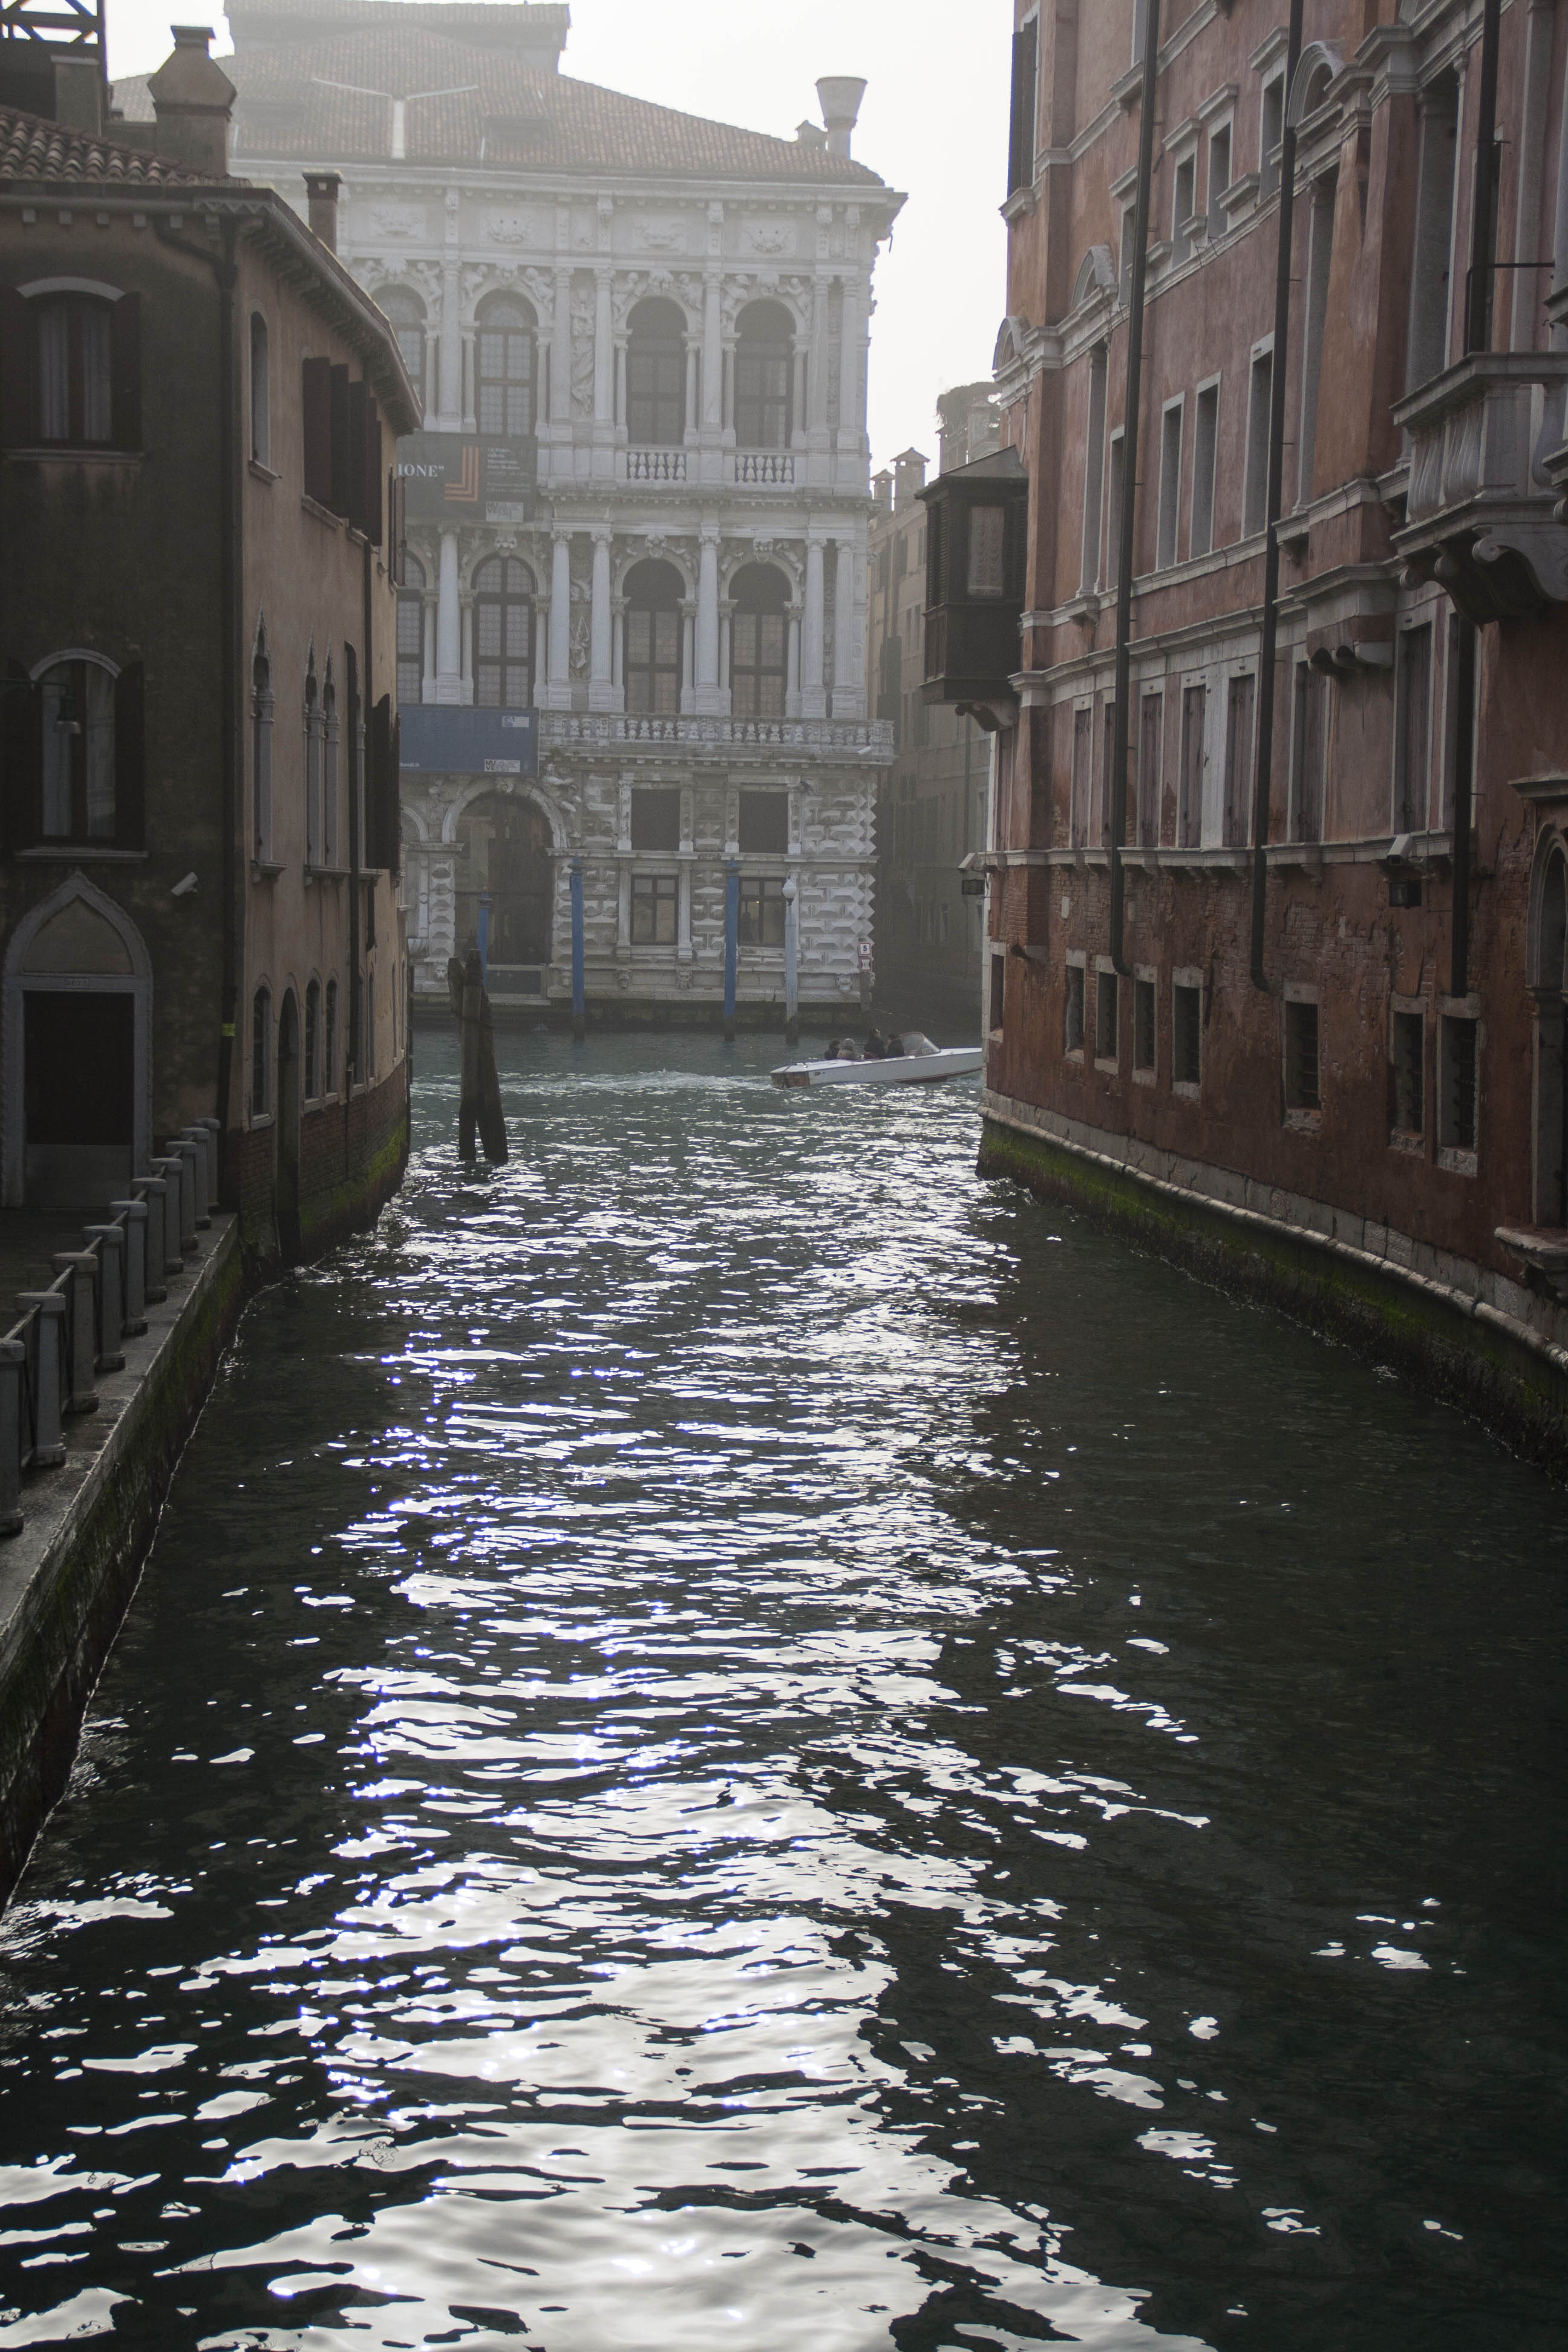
770,1033 -> 983,1089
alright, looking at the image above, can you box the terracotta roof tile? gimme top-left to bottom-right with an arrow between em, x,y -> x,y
226,27 -> 883,185
0,102 -> 211,186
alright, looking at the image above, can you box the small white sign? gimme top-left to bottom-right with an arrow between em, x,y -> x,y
858,938 -> 872,970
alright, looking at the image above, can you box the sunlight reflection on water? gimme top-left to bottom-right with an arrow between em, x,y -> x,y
0,1028 -> 1561,2351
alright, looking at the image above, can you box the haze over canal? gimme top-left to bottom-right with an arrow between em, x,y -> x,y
0,1032 -> 1561,2351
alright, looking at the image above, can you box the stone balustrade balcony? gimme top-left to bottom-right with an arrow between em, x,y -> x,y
540,711 -> 890,762
1392,350 -> 1568,624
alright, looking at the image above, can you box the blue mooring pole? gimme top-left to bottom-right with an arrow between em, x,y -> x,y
476,892 -> 490,986
570,860 -> 586,1042
723,861 -> 739,1044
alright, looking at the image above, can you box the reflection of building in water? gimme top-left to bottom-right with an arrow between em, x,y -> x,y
197,0 -> 903,1024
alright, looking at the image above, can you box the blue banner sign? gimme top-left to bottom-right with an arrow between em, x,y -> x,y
399,705 -> 539,777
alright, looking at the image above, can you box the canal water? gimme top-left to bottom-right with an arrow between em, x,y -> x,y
0,1031 -> 1561,2351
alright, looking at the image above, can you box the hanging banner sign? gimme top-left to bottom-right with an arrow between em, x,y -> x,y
396,433 -> 537,524
399,706 -> 538,777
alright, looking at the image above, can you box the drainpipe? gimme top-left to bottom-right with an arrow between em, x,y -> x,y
157,214 -> 241,1193
1249,0 -> 1305,993
1108,0 -> 1160,978
1449,0 -> 1503,1001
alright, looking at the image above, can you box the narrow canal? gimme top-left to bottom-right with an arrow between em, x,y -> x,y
0,1033 -> 1561,2351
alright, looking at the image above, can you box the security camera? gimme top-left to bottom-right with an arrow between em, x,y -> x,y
171,872 -> 198,898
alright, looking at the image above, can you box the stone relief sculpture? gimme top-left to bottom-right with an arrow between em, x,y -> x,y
570,279 -> 596,417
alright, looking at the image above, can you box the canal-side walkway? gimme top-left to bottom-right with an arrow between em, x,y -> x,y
0,1209 -> 241,1906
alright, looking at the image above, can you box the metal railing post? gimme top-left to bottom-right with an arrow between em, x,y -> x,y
0,1338 -> 24,1535
17,1293 -> 66,1466
172,1140 -> 198,1253
139,1174 -> 175,1293
196,1117 -> 221,1207
51,1256 -> 100,1414
111,1200 -> 148,1334
150,1160 -> 186,1276
83,1224 -> 126,1372
180,1128 -> 211,1228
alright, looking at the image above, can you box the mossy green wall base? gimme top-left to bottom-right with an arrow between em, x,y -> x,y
980,1117 -> 1568,1483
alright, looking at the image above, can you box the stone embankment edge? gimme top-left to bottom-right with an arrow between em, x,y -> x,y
978,1100 -> 1568,1482
0,1215 -> 244,1911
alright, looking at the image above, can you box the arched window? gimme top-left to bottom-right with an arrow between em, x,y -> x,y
324,976 -> 339,1097
475,294 -> 536,436
39,656 -> 117,840
623,558 -> 684,714
397,551 -> 425,706
734,301 -> 794,450
36,293 -> 112,445
251,984 -> 271,1119
473,555 -> 534,708
249,311 -> 270,466
730,564 -> 790,718
252,623 -> 273,864
377,287 -> 426,393
626,297 -> 686,446
322,658 -> 339,868
304,976 -> 321,1101
304,649 -> 321,867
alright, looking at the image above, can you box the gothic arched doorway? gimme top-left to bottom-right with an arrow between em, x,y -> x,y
455,791 -> 554,979
2,875 -> 151,1209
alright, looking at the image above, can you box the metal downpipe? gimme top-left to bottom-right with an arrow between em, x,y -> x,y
1109,0 -> 1160,978
1249,0 -> 1305,993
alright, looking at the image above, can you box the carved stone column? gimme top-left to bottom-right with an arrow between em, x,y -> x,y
589,529 -> 616,711
434,529 -> 463,704
802,536 -> 826,717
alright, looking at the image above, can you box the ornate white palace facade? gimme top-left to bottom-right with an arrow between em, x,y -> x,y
171,0 -> 903,1021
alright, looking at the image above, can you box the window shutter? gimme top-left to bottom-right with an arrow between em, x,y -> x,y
2,661 -> 42,850
110,290 -> 142,450
388,711 -> 400,878
346,377 -> 367,532
0,286 -> 34,448
113,660 -> 145,849
369,691 -> 391,869
330,362 -> 351,517
1007,20 -> 1037,197
365,396 -> 382,545
302,355 -> 332,503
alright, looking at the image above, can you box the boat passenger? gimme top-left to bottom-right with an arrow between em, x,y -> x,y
823,1039 -> 841,1060
835,1039 -> 861,1060
884,1033 -> 905,1056
864,1027 -> 886,1058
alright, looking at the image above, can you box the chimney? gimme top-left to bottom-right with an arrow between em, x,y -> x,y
305,170 -> 342,253
873,469 -> 892,509
146,26 -> 235,178
893,448 -> 928,511
815,76 -> 866,160
795,119 -> 828,151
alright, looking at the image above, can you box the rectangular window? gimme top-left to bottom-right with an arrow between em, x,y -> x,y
249,311 -> 270,468
631,786 -> 681,852
1096,968 -> 1119,1062
737,876 -> 786,946
1407,84 -> 1459,392
1223,673 -> 1255,846
738,790 -> 788,854
1191,381 -> 1219,558
1207,122 -> 1232,234
1260,74 -> 1285,200
1173,153 -> 1197,262
1391,1009 -> 1425,1137
1120,201 -> 1138,301
1244,348 -> 1273,538
989,950 -> 1005,1036
1080,344 -> 1108,594
1178,683 -> 1206,848
1173,981 -> 1202,1089
1138,692 -> 1163,846
1106,428 -> 1126,587
1100,697 -> 1116,846
1394,624 -> 1432,834
1065,961 -> 1085,1054
1071,704 -> 1093,848
1007,15 -> 1039,197
1157,400 -> 1183,570
1284,998 -> 1321,1112
967,504 -> 1007,597
1292,665 -> 1328,843
1439,1014 -> 1478,1154
1134,976 -> 1157,1073
1298,177 -> 1336,505
630,874 -> 678,945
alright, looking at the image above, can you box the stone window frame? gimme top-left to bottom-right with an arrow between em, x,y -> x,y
1063,948 -> 1087,1061
1281,979 -> 1321,1130
1388,991 -> 1426,1158
1132,962 -> 1158,1085
1436,993 -> 1481,1178
1172,965 -> 1204,1099
1093,953 -> 1120,1073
